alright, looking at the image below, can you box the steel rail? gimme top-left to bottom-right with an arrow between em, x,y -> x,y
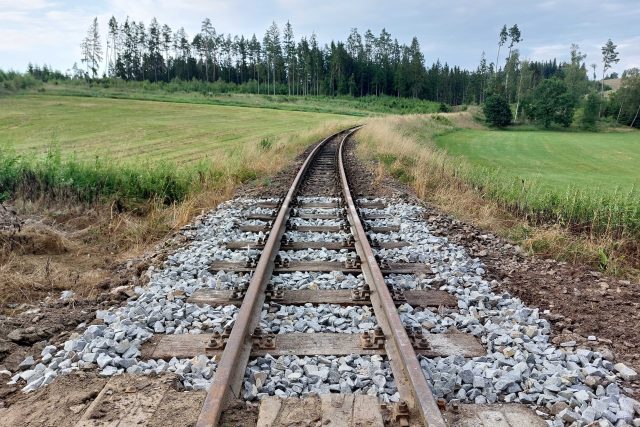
195,129 -> 351,427
337,129 -> 446,427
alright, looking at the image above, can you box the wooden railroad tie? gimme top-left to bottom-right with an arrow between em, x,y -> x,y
142,331 -> 485,360
187,288 -> 456,307
208,260 -> 431,275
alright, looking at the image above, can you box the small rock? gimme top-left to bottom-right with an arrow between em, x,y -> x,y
614,363 -> 638,381
18,356 -> 35,370
69,404 -> 85,414
60,290 -> 75,300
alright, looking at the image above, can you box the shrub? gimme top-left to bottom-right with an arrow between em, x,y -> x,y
524,78 -> 576,128
483,95 -> 512,127
581,92 -> 600,131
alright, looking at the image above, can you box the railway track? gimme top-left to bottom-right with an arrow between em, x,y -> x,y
184,128 -> 450,426
5,128 -> 626,427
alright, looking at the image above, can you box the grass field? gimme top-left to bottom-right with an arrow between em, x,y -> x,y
436,129 -> 640,193
1,95 -> 349,163
0,94 -> 356,204
39,81 -> 443,116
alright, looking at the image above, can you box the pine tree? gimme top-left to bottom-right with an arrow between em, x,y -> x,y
81,17 -> 103,78
283,21 -> 295,95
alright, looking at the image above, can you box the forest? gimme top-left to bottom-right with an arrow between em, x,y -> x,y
5,16 -> 639,128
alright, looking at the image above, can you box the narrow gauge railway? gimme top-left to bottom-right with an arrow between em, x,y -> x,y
144,129 -> 483,426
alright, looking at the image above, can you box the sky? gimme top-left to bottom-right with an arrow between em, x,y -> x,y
1,0 -> 639,76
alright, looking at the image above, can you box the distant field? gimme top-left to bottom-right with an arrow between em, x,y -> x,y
41,83 -> 443,116
436,129 -> 640,194
0,95 -> 349,164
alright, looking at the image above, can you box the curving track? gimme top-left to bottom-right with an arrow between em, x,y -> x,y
196,129 -> 447,426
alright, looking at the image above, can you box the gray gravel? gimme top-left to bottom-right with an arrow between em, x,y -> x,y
284,230 -> 351,242
259,304 -> 378,334
271,271 -> 364,290
381,200 -> 640,427
7,195 -> 640,427
243,354 -> 399,402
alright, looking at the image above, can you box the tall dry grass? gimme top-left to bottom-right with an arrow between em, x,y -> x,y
356,113 -> 639,275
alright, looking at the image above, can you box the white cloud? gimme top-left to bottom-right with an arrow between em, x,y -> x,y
0,0 -> 638,74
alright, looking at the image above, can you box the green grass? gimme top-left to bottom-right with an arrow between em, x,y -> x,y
436,129 -> 640,193
0,94 -> 355,204
0,95 -> 346,163
37,80 -> 443,116
435,128 -> 640,236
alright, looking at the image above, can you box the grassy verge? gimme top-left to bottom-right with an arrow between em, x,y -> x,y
0,118 -> 357,309
33,80 -> 443,116
356,113 -> 640,275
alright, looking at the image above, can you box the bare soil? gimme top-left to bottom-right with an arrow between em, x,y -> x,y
0,372 -> 205,426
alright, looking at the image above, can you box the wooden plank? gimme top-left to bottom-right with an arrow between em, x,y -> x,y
240,224 -> 272,232
142,332 -> 485,360
188,289 -> 242,305
256,396 -> 383,427
405,290 -> 456,307
187,289 -> 455,308
246,214 -> 275,221
295,213 -> 343,219
209,261 -> 430,274
257,397 -> 283,427
225,240 -> 410,250
362,213 -> 391,219
357,201 -> 387,209
293,202 -> 339,209
76,376 -> 171,426
294,212 -> 391,220
255,201 -> 280,208
365,226 -> 400,233
351,395 -> 385,427
320,394 -> 353,426
239,224 -> 400,233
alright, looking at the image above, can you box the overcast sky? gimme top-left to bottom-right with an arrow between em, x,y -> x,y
1,0 -> 639,76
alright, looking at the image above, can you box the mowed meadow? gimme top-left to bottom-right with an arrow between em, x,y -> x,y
436,130 -> 640,193
0,95 -> 356,205
1,95 -> 349,163
434,129 -> 640,237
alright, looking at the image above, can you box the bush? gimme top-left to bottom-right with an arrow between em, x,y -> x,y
524,78 -> 576,128
483,95 -> 512,127
580,92 -> 600,131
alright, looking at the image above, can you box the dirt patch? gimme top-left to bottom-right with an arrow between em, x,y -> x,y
219,399 -> 259,427
0,372 -> 107,425
0,372 -> 205,426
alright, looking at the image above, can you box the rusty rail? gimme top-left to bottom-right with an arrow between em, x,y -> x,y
195,129 -> 350,427
196,127 -> 445,426
337,129 -> 446,427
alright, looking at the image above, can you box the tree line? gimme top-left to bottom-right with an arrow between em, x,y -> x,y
15,16 -> 638,129
76,16 -> 501,104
